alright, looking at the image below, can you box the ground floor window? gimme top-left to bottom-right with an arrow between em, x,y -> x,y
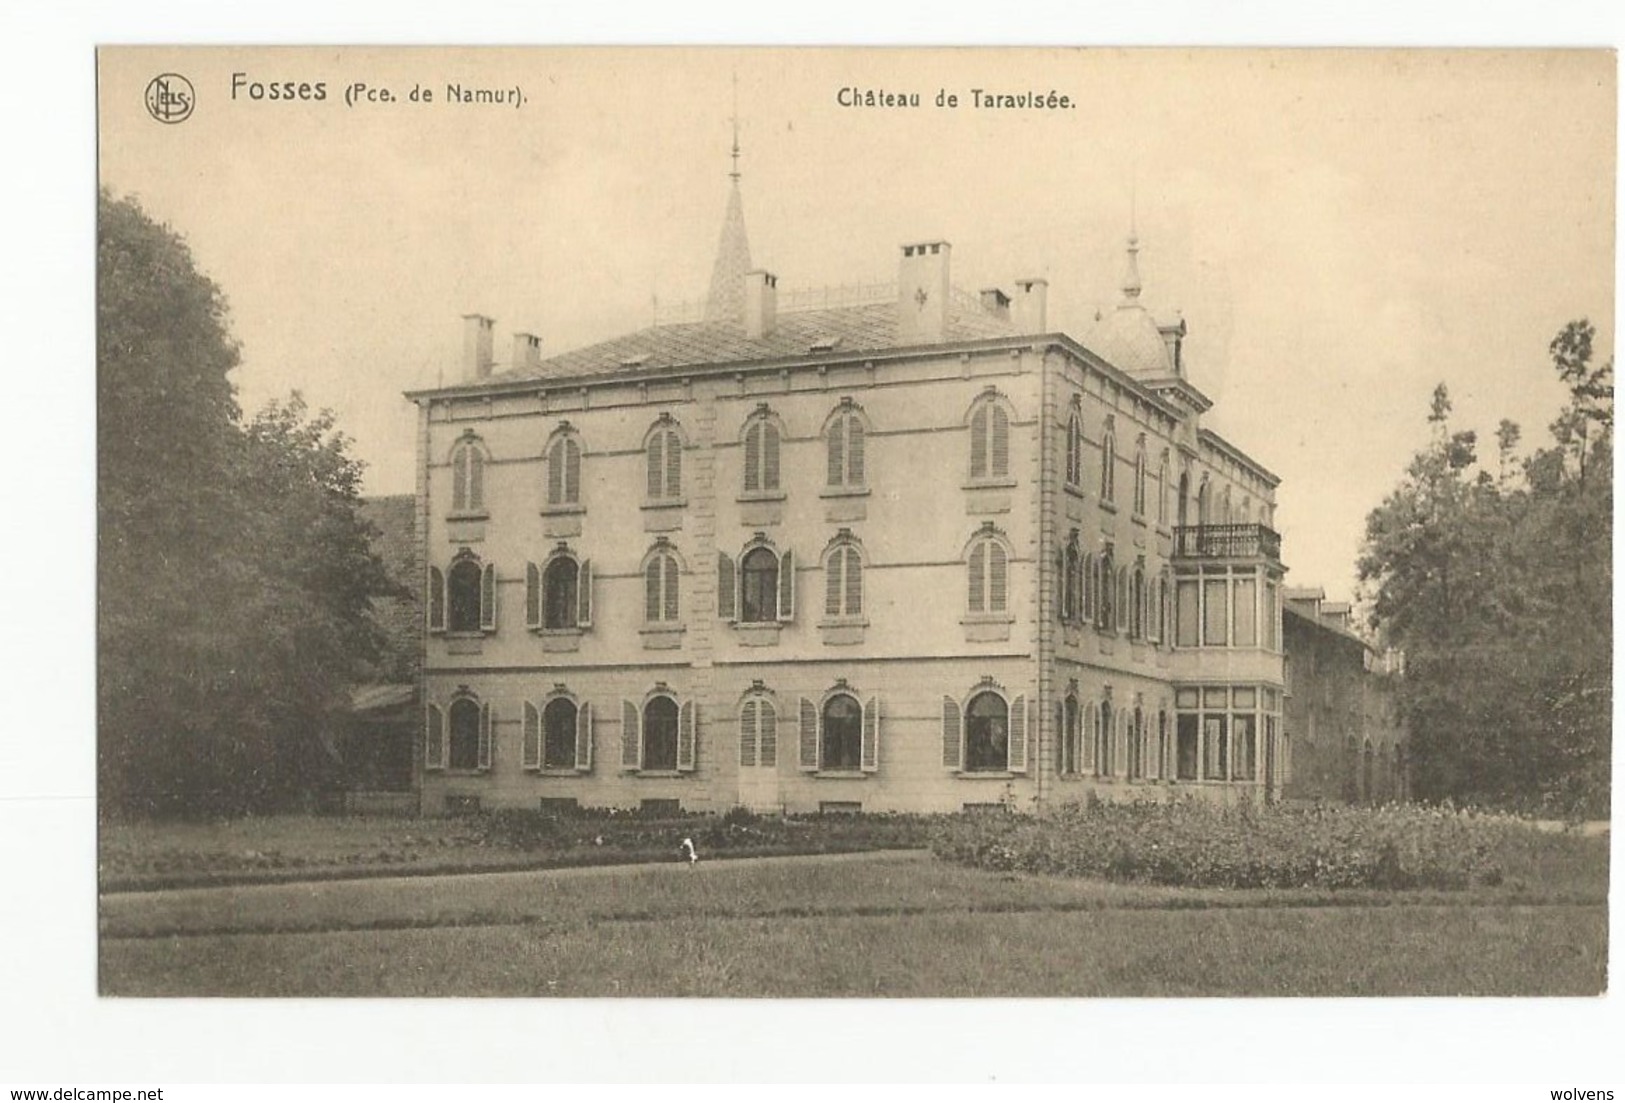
821,693 -> 862,770
644,696 -> 679,771
964,691 -> 1009,771
448,698 -> 480,770
543,697 -> 577,770
1174,685 -> 1278,782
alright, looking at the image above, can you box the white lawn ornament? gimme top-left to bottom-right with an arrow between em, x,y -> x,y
679,837 -> 699,865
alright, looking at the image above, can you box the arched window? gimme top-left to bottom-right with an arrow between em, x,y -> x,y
1133,437 -> 1148,516
968,394 -> 1011,481
1097,548 -> 1115,630
1062,536 -> 1080,622
544,555 -> 580,630
1197,477 -> 1212,527
1100,422 -> 1117,503
825,402 -> 867,490
1157,451 -> 1170,524
1065,404 -> 1083,487
446,553 -> 493,633
740,546 -> 780,623
645,418 -> 682,502
448,697 -> 481,771
643,543 -> 681,624
966,531 -> 1010,615
742,410 -> 781,493
823,540 -> 863,619
546,428 -> 583,507
1096,700 -> 1114,777
1131,565 -> 1146,639
964,691 -> 1010,772
1127,706 -> 1145,779
821,693 -> 863,771
1082,552 -> 1096,624
542,696 -> 578,770
739,695 -> 778,768
1062,693 -> 1081,775
450,435 -> 486,514
643,696 -> 680,772
1156,709 -> 1169,780
1222,485 -> 1234,524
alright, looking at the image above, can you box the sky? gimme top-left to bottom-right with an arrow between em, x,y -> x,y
97,47 -> 1614,602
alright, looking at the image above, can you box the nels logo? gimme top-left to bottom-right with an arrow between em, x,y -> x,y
144,73 -> 195,124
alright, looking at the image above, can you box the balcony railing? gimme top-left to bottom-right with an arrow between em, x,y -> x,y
1173,523 -> 1282,562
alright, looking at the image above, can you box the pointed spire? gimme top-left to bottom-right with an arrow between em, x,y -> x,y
704,77 -> 752,324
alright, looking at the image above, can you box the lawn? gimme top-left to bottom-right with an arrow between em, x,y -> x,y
99,850 -> 1609,997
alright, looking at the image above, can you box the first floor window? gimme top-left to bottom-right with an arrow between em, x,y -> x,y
967,536 -> 1009,614
821,693 -> 863,771
448,559 -> 482,632
741,547 -> 779,623
545,557 -> 578,629
448,698 -> 480,771
645,549 -> 680,623
964,691 -> 1009,772
543,697 -> 577,770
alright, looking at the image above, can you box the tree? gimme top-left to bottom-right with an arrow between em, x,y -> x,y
98,190 -> 397,818
1357,322 -> 1612,817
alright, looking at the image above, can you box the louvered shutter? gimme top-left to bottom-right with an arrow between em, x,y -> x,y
428,567 -> 446,632
970,404 -> 989,478
425,703 -> 445,770
575,701 -> 593,771
824,551 -> 842,616
848,419 -> 864,485
665,431 -> 681,499
525,563 -> 540,629
547,440 -> 564,504
776,549 -> 794,623
677,701 -> 697,772
763,423 -> 780,490
564,438 -> 581,504
646,434 -> 663,499
480,563 -> 497,631
739,700 -> 758,767
717,552 -> 736,620
967,543 -> 985,613
522,701 -> 541,770
942,696 -> 963,770
744,422 -> 761,492
991,405 -> 1010,477
468,449 -> 484,510
798,698 -> 818,771
989,543 -> 1008,612
663,555 -> 679,622
645,558 -> 662,622
621,700 -> 641,769
827,418 -> 844,487
576,559 -> 592,628
760,701 -> 777,767
1008,694 -> 1028,773
478,702 -> 494,771
861,695 -> 879,773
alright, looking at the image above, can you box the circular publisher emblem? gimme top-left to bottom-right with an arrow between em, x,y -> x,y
144,73 -> 195,124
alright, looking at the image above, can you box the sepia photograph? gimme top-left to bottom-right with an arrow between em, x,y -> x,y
88,45 -> 1615,1010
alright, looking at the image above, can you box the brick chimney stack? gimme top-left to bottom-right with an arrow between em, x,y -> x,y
462,314 -> 495,382
744,270 -> 778,339
513,332 -> 542,372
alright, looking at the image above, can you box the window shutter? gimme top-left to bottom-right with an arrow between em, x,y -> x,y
646,434 -> 663,499
644,558 -> 662,623
763,423 -> 780,490
970,404 -> 988,478
760,701 -> 777,767
744,422 -> 761,492
844,548 -> 862,616
989,543 -> 1008,612
861,695 -> 879,773
547,440 -> 563,505
621,700 -> 641,770
425,703 -> 445,770
665,431 -> 681,499
826,418 -> 844,487
468,449 -> 484,510
677,700 -> 697,772
564,438 -> 582,504
717,552 -> 736,620
576,559 -> 592,628
522,701 -> 541,770
663,555 -> 679,622
777,549 -> 794,623
824,551 -> 842,616
575,701 -> 593,772
1008,694 -> 1028,773
968,542 -> 986,613
991,405 -> 1010,477
739,700 -> 758,767
798,698 -> 818,771
525,562 -> 540,629
848,419 -> 864,485
942,696 -> 963,770
478,702 -> 494,771
428,566 -> 446,632
480,563 -> 497,631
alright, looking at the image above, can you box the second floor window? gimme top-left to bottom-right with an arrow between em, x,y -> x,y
450,436 -> 486,513
743,414 -> 781,493
527,553 -> 592,631
741,546 -> 780,623
968,396 -> 1010,481
1100,426 -> 1117,503
1065,407 -> 1083,487
967,534 -> 1009,615
826,406 -> 866,489
646,421 -> 682,501
644,546 -> 680,624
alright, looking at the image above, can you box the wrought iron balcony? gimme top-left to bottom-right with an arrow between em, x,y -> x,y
1173,523 -> 1282,562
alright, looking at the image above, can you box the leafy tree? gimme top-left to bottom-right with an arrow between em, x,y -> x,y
98,190 -> 396,818
1358,322 -> 1612,817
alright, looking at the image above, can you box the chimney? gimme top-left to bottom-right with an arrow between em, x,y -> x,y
512,332 -> 542,373
1012,278 -> 1048,334
462,314 -> 495,382
979,287 -> 1011,321
744,270 -> 778,339
897,240 -> 951,344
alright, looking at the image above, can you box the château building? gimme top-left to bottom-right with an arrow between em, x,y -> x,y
404,163 -> 1292,815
